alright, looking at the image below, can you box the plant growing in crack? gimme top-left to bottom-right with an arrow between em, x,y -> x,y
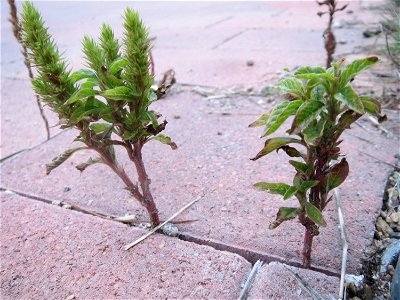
250,56 -> 386,267
316,0 -> 348,68
19,2 -> 176,227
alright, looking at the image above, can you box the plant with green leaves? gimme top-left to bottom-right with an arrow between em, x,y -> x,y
250,56 -> 385,267
20,2 -> 176,227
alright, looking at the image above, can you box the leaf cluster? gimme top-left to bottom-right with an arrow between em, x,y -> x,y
19,2 -> 176,174
250,57 -> 384,229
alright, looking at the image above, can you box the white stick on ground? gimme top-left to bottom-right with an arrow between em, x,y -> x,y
238,260 -> 263,300
124,191 -> 205,250
334,188 -> 348,300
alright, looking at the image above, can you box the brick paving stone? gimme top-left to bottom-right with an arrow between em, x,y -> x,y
1,0 -> 387,157
0,193 -> 251,299
248,261 -> 340,300
1,91 -> 398,274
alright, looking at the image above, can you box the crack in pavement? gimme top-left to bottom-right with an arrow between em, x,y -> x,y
205,16 -> 233,29
212,30 -> 248,50
1,187 -> 340,278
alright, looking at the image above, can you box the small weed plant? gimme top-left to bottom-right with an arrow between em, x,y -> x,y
250,56 -> 385,267
20,2 -> 176,227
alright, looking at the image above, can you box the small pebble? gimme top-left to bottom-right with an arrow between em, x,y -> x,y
64,187 -> 71,192
246,60 -> 255,67
63,204 -> 72,210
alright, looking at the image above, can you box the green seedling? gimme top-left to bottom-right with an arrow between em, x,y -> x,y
20,2 -> 176,227
250,57 -> 385,267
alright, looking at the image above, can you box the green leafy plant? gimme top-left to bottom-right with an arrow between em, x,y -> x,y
250,56 -> 386,267
19,2 -> 176,227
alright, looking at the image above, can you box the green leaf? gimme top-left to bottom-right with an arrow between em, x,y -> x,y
249,113 -> 270,127
109,57 -> 128,74
79,78 -> 98,90
323,158 -> 349,192
46,147 -> 87,175
303,113 -> 327,145
145,111 -> 159,129
102,86 -> 134,101
100,70 -> 124,88
276,78 -> 304,97
153,134 -> 177,150
294,66 -> 326,75
305,203 -> 327,226
65,88 -> 99,105
360,96 -> 381,116
254,182 -> 292,196
91,123 -> 112,134
334,110 -> 362,138
289,160 -> 310,172
148,90 -> 158,103
70,98 -> 107,123
311,85 -> 325,101
251,137 -> 302,161
297,180 -> 319,192
283,186 -> 298,200
335,86 -> 364,114
76,157 -> 103,172
295,72 -> 335,82
290,100 -> 325,134
69,69 -> 97,83
269,207 -> 300,229
340,56 -> 379,88
123,131 -> 135,141
277,145 -> 303,158
262,100 -> 303,136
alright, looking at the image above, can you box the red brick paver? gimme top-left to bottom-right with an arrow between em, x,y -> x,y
0,193 -> 251,299
1,91 -> 397,273
248,262 -> 340,299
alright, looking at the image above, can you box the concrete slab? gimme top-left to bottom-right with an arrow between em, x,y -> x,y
248,262 -> 340,299
1,91 -> 398,274
0,192 -> 251,299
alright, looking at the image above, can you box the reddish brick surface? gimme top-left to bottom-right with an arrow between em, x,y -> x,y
0,193 -> 251,299
248,262 -> 340,299
1,91 -> 398,273
1,0 -> 396,293
1,0 -> 384,157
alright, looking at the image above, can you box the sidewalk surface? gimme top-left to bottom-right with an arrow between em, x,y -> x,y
1,1 -> 399,299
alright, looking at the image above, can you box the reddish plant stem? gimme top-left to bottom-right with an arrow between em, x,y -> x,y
302,226 -> 315,268
131,142 -> 160,227
99,149 -> 160,226
76,124 -> 159,226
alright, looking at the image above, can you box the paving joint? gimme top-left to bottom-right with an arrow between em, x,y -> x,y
178,232 -> 341,278
0,130 -> 66,164
1,187 -> 341,278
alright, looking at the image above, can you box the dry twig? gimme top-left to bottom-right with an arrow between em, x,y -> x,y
124,191 -> 205,250
334,188 -> 348,300
238,260 -> 263,300
7,0 -> 51,140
